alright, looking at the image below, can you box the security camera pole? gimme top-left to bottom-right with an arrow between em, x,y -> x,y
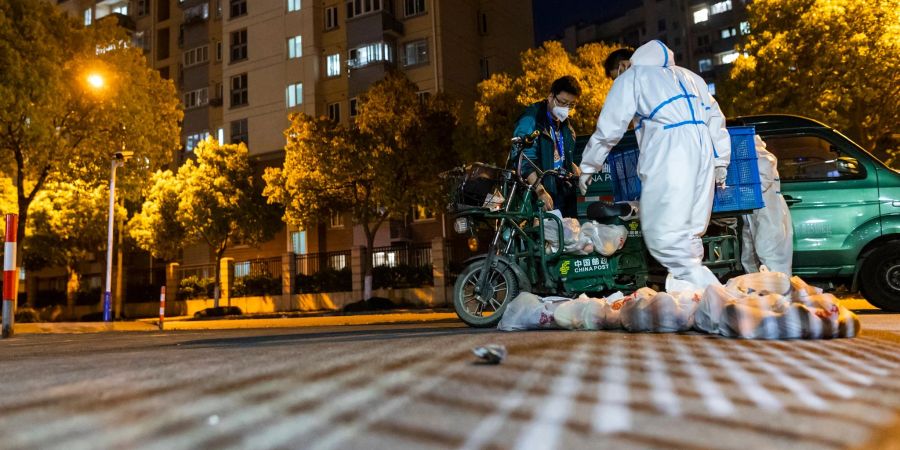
103,151 -> 133,322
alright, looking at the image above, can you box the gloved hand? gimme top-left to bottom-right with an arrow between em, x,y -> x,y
714,167 -> 728,188
578,174 -> 593,195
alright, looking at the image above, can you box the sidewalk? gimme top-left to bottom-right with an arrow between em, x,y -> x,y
11,311 -> 459,334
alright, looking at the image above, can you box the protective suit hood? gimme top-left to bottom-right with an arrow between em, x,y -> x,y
630,40 -> 675,68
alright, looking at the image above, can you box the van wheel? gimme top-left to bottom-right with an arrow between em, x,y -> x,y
860,242 -> 900,312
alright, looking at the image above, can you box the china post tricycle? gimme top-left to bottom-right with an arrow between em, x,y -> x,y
447,127 -> 762,328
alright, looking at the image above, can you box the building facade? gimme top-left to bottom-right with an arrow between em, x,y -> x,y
53,0 -> 534,302
558,0 -> 750,94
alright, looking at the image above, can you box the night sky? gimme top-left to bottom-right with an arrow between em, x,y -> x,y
532,0 -> 642,45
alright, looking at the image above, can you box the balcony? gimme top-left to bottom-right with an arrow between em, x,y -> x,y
346,11 -> 404,48
98,12 -> 136,31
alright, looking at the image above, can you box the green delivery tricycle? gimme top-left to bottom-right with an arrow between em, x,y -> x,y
448,128 -> 759,328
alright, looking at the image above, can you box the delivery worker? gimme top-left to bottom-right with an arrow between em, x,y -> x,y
741,135 -> 794,275
579,41 -> 731,289
512,76 -> 582,216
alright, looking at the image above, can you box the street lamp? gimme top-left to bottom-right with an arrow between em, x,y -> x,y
103,150 -> 133,322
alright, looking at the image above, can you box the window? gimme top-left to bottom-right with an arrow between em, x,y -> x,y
217,127 -> 225,143
216,0 -> 223,18
216,41 -> 222,61
183,87 -> 209,109
230,29 -> 248,62
697,35 -> 710,46
693,8 -> 708,24
112,4 -> 129,15
287,0 -> 301,12
764,135 -> 864,181
720,27 -> 737,39
325,6 -> 339,30
412,205 -> 434,221
479,57 -> 490,79
234,261 -> 250,278
417,91 -> 431,105
84,8 -> 93,26
230,0 -> 247,18
373,250 -> 398,267
346,0 -> 383,19
230,73 -> 248,107
291,230 -> 307,254
328,102 -> 341,122
330,211 -> 344,228
479,12 -> 488,35
657,19 -> 666,32
286,82 -> 303,107
349,98 -> 358,117
214,82 -> 223,102
326,53 -> 341,76
230,118 -> 248,144
137,0 -> 149,16
707,82 -> 716,96
402,39 -> 428,67
183,45 -> 209,67
329,253 -> 347,270
288,35 -> 302,59
185,131 -> 210,152
710,0 -> 732,15
717,50 -> 739,65
405,0 -> 425,17
740,21 -> 751,35
184,3 -> 209,21
347,42 -> 394,68
698,58 -> 713,72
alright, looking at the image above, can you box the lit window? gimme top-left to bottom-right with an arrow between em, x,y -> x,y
707,82 -> 716,96
291,230 -> 307,254
693,8 -> 708,24
287,0 -> 301,12
412,205 -> 434,221
405,0 -> 425,17
286,82 -> 303,107
698,58 -> 713,72
326,53 -> 341,77
185,131 -> 211,152
330,211 -> 344,228
84,8 -> 93,26
217,127 -> 224,143
329,253 -> 347,270
328,102 -> 341,122
288,35 -> 302,59
234,261 -> 250,278
373,251 -> 398,267
740,21 -> 751,35
720,27 -> 737,39
112,4 -> 129,15
718,51 -> 739,65
183,88 -> 209,109
710,0 -> 732,15
402,39 -> 428,67
347,42 -> 394,68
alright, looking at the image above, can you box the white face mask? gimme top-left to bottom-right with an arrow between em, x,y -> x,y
552,105 -> 570,122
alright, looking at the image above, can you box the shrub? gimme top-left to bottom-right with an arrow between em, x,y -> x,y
295,267 -> 352,293
178,275 -> 215,300
232,274 -> 282,297
371,264 -> 433,289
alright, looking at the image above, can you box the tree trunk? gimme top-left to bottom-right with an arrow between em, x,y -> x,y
364,230 -> 374,301
65,265 -> 79,320
213,245 -> 226,309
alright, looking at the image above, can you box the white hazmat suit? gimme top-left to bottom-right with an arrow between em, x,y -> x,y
741,135 -> 794,275
580,40 -> 731,289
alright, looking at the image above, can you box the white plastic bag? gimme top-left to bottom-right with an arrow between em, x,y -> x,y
498,292 -> 563,331
725,267 -> 791,295
543,212 -> 582,254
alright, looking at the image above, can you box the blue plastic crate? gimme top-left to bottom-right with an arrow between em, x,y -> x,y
608,126 -> 765,213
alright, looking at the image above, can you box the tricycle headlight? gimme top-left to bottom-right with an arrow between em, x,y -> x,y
454,217 -> 469,234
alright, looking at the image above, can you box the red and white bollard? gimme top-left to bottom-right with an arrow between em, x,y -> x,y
159,286 -> 166,331
3,214 -> 18,339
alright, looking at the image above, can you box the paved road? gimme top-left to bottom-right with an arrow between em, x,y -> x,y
0,316 -> 898,450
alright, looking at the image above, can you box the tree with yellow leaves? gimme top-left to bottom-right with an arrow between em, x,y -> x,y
467,41 -> 622,165
720,0 -> 899,157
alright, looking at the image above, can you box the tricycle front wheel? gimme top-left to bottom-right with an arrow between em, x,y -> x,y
453,260 -> 520,328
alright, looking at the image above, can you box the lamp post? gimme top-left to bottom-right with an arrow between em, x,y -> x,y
103,151 -> 132,322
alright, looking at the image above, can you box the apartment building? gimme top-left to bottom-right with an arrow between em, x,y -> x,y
558,0 -> 750,93
55,0 -> 534,271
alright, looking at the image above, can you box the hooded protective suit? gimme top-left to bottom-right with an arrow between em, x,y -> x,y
580,40 -> 731,289
741,135 -> 794,275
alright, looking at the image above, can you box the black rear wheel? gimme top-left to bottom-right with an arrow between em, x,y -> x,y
860,242 -> 900,312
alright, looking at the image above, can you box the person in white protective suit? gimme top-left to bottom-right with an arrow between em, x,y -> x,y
741,135 -> 794,275
578,41 -> 732,289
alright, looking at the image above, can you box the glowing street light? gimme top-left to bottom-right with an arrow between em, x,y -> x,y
86,73 -> 105,90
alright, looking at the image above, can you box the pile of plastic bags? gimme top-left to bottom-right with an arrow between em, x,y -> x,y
497,270 -> 860,339
543,214 -> 627,256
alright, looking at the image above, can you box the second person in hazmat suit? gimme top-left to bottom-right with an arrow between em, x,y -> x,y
741,135 -> 794,275
579,41 -> 731,289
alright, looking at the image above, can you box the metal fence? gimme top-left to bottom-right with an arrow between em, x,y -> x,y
176,263 -> 216,281
233,257 -> 282,279
370,244 -> 432,268
295,250 -> 351,276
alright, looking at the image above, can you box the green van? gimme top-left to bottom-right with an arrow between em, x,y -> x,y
576,114 -> 900,311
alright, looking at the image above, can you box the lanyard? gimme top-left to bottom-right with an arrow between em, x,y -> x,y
546,111 -> 564,162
